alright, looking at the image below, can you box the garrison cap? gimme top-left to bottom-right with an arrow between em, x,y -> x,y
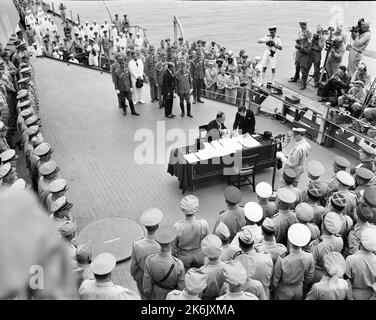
323,212 -> 342,234
238,228 -> 254,245
180,195 -> 199,213
363,186 -> 376,207
34,142 -> 53,157
356,203 -> 374,223
39,160 -> 59,176
288,223 -> 310,247
76,243 -> 92,265
277,187 -> 296,204
262,217 -> 275,233
1,149 -> 17,163
330,192 -> 347,209
19,108 -> 34,118
292,127 -> 306,134
307,181 -> 323,199
336,171 -> 355,187
355,167 -> 374,181
255,181 -> 272,198
31,135 -> 44,146
154,225 -> 177,244
17,77 -> 30,85
324,252 -> 346,277
9,178 -> 27,191
51,196 -> 73,213
16,90 -> 29,100
16,42 -> 27,50
20,67 -> 32,74
18,100 -> 31,109
24,115 -> 38,127
334,156 -> 350,169
307,160 -> 325,178
360,141 -> 376,155
224,186 -> 241,204
244,202 -> 263,223
0,163 -> 12,178
26,125 -> 40,138
295,202 -> 314,223
140,208 -> 164,226
58,220 -> 77,237
214,221 -> 230,241
201,234 -> 222,258
361,228 -> 376,252
283,168 -> 297,184
90,252 -> 116,275
224,260 -> 248,285
185,268 -> 208,294
49,178 -> 68,193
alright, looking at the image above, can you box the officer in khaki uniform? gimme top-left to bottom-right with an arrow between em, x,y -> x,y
295,202 -> 320,242
272,223 -> 315,300
74,243 -> 95,287
216,260 -> 258,300
38,160 -> 60,207
272,188 -> 298,246
306,252 -> 351,300
199,234 -> 226,300
79,253 -> 140,300
326,156 -> 351,196
50,196 -> 74,230
143,225 -> 185,300
308,212 -> 343,283
173,195 -> 209,269
346,228 -> 376,300
275,169 -> 302,210
354,167 -> 375,198
0,121 -> 10,153
213,186 -> 246,243
0,162 -> 18,186
256,182 -> 275,219
215,221 -> 241,262
255,218 -> 287,265
46,178 -> 69,214
130,208 -> 162,299
350,141 -> 375,175
166,268 -> 207,300
335,171 -> 357,225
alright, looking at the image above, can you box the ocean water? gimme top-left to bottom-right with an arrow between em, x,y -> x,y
49,0 -> 376,78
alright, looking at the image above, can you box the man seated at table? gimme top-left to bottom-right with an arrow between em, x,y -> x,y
233,106 -> 256,135
206,111 -> 227,142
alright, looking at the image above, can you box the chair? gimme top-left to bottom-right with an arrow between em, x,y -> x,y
199,124 -> 208,140
223,154 -> 258,191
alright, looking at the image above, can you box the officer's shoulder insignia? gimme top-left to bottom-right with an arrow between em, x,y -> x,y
302,246 -> 311,253
169,290 -> 180,296
309,238 -> 322,247
333,233 -> 342,238
271,212 -> 279,219
279,251 -> 288,259
219,209 -> 226,215
243,292 -> 256,297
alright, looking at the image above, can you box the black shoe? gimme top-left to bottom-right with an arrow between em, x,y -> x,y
170,114 -> 176,118
166,114 -> 174,118
193,99 -> 197,104
155,98 -> 159,101
118,105 -> 122,109
122,110 -> 127,116
151,99 -> 155,102
288,77 -> 298,82
198,100 -> 204,103
181,112 -> 185,117
187,114 -> 193,118
300,85 -> 306,90
131,112 -> 140,116
314,82 -> 319,88
318,98 -> 328,102
159,105 -> 164,109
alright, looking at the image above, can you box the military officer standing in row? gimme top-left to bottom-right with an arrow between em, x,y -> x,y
143,225 -> 185,300
130,208 -> 163,299
326,156 -> 351,195
350,141 -> 375,175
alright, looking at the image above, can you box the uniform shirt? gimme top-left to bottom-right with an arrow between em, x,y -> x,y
225,75 -> 240,90
173,216 -> 209,252
344,221 -> 371,257
219,243 -> 241,262
259,35 -> 283,56
255,239 -> 287,264
79,279 -> 140,300
309,234 -> 343,272
272,248 -> 315,288
166,289 -> 200,300
351,70 -> 371,88
175,69 -> 192,95
351,31 -> 371,54
306,223 -> 321,242
216,73 -> 228,90
73,265 -> 95,288
204,67 -> 218,87
130,236 -> 160,284
282,138 -> 310,176
305,276 -> 351,300
216,290 -> 258,300
258,200 -> 276,219
311,202 -> 326,227
346,249 -> 376,300
200,259 -> 226,300
272,209 -> 298,245
220,278 -> 267,300
143,251 -> 185,300
0,137 -> 10,153
214,206 -> 246,243
190,59 -> 205,80
231,225 -> 263,246
38,175 -> 60,206
128,59 -> 144,82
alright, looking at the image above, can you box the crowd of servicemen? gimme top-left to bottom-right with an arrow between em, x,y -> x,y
20,2 -> 376,129
1,0 -> 376,300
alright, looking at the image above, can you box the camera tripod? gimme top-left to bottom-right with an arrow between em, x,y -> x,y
305,43 -> 332,87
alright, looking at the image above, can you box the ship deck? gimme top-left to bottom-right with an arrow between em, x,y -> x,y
33,57 -> 357,291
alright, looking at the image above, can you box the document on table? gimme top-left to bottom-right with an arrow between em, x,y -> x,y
183,153 -> 199,163
211,140 -> 233,157
194,149 -> 212,161
219,137 -> 243,152
233,134 -> 261,148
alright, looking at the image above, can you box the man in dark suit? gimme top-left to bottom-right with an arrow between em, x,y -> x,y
206,111 -> 227,142
233,106 -> 256,135
162,62 -> 175,118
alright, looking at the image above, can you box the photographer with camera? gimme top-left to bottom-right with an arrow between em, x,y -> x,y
350,63 -> 371,89
338,80 -> 367,117
295,30 -> 312,90
257,26 -> 282,84
347,19 -> 371,76
310,25 -> 326,87
318,65 -> 350,103
289,21 -> 311,83
325,36 -> 346,78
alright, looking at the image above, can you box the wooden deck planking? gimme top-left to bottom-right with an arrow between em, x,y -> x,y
33,57 -> 357,290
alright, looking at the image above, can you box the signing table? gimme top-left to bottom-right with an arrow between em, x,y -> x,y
167,134 -> 277,193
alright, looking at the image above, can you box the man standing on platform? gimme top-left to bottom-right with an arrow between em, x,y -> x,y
310,25 -> 326,87
277,127 -> 311,188
175,60 -> 193,118
129,51 -> 145,104
144,46 -> 158,103
232,106 -> 255,136
113,56 -> 139,116
155,53 -> 168,109
162,62 -> 176,118
190,50 -> 205,104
